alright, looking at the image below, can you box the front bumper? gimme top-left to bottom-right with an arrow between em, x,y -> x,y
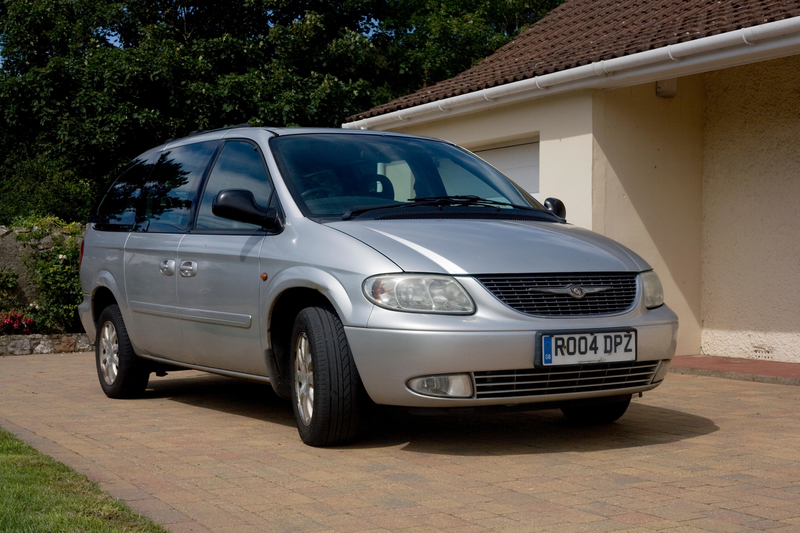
347,305 -> 678,407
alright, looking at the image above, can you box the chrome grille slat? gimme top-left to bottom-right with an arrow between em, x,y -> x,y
475,379 -> 654,396
475,273 -> 638,316
478,380 -> 649,398
478,365 -> 657,380
473,361 -> 658,399
486,370 -> 656,387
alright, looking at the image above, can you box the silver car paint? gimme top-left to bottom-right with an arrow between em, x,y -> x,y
176,233 -> 266,375
80,126 -> 679,408
327,219 -> 651,275
79,229 -> 131,340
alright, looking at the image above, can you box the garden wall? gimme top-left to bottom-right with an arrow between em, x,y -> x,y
0,333 -> 94,355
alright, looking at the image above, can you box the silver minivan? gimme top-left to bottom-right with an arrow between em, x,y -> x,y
79,126 -> 678,446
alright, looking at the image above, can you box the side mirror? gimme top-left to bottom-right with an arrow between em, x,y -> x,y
544,197 -> 566,220
212,189 -> 281,230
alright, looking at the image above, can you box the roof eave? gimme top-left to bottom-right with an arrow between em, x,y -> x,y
343,17 -> 800,131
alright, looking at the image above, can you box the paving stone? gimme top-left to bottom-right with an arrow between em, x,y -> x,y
2,352 -> 800,532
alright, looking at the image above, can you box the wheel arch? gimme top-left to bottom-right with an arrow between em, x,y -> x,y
267,287 -> 332,397
85,271 -> 126,338
263,267 -> 367,399
92,286 -> 118,326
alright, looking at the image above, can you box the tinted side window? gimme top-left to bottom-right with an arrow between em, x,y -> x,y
93,157 -> 153,230
140,141 -> 219,233
195,141 -> 273,231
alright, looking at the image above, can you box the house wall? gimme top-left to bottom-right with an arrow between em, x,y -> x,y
391,91 -> 595,229
702,55 -> 800,363
591,77 -> 705,356
390,85 -> 705,356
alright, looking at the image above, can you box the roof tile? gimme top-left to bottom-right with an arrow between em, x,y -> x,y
349,0 -> 800,121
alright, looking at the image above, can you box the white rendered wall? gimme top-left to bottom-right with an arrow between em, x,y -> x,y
702,55 -> 800,363
391,91 -> 595,229
592,78 -> 705,356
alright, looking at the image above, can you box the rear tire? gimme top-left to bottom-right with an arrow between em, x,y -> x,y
95,305 -> 149,399
561,396 -> 631,425
290,306 -> 363,447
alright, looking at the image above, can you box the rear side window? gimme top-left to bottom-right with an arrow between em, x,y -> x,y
195,141 -> 273,232
93,157 -> 154,230
139,141 -> 219,233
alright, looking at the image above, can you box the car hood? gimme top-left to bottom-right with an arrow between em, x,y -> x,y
326,219 -> 650,274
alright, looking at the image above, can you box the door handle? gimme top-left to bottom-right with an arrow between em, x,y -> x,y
159,259 -> 176,276
179,260 -> 198,278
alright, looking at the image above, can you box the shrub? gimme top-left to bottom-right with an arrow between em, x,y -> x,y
0,269 -> 21,311
12,216 -> 83,334
0,311 -> 34,335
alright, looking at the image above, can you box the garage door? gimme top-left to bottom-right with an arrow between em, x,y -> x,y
474,142 -> 540,200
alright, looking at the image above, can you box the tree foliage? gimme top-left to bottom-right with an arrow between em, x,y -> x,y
0,0 -> 561,224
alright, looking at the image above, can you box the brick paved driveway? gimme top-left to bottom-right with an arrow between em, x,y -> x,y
1,352 -> 799,533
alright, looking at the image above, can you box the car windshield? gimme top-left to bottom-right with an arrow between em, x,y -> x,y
269,133 -> 550,220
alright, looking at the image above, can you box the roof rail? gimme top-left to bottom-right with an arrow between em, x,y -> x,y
164,123 -> 253,144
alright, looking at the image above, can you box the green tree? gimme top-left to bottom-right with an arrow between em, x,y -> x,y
372,0 -> 563,101
0,0 -> 561,224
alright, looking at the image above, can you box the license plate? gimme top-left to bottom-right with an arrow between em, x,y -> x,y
542,331 -> 636,366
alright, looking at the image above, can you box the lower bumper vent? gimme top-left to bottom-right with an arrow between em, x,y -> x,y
473,361 -> 658,399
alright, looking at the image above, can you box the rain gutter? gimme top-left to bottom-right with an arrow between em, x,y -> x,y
343,17 -> 800,130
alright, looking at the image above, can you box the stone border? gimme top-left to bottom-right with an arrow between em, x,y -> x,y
0,333 -> 93,356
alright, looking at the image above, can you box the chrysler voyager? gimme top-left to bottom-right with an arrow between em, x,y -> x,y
79,126 -> 678,446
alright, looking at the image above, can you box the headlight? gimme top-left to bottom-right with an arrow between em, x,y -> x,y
363,274 -> 475,314
641,270 -> 664,309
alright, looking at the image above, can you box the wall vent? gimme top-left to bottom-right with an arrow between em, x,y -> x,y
752,345 -> 774,360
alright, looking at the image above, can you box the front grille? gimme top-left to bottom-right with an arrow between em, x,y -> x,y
474,361 -> 658,399
475,273 -> 637,316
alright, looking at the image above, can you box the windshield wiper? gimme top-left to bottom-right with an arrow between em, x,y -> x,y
410,195 -> 539,211
342,195 -> 541,220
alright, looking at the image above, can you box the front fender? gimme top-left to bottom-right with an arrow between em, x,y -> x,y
263,266 -> 370,328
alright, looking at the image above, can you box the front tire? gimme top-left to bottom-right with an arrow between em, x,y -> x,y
290,306 -> 363,447
95,305 -> 149,399
561,395 -> 631,425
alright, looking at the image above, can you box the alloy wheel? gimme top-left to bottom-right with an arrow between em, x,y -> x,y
294,332 -> 314,426
99,321 -> 119,385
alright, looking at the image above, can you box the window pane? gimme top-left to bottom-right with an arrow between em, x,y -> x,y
435,157 -> 505,200
94,157 -> 153,230
195,141 -> 273,231
141,141 -> 218,232
270,134 -> 541,218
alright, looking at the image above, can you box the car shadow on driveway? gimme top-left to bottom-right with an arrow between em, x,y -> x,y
143,372 -> 718,455
145,372 -> 297,428
354,402 -> 719,455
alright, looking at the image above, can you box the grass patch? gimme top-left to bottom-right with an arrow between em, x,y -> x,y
0,427 -> 169,532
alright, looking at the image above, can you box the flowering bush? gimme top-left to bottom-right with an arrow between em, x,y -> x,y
12,216 -> 83,333
0,311 -> 34,335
